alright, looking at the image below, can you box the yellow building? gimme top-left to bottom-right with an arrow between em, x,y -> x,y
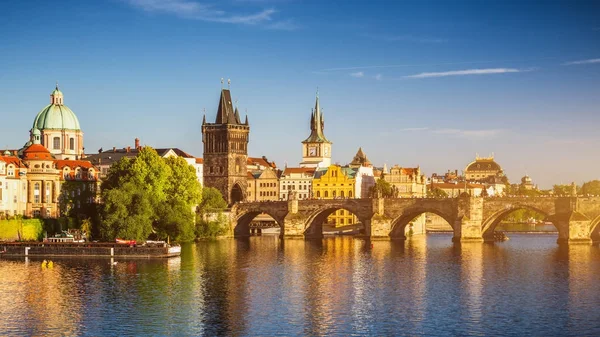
312,165 -> 357,226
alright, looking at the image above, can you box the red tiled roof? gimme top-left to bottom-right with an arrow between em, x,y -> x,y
247,171 -> 256,179
247,157 -> 276,168
195,158 -> 203,164
55,160 -> 96,170
22,144 -> 53,160
0,156 -> 25,168
282,167 -> 315,175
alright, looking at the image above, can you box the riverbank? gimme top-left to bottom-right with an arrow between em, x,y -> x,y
0,242 -> 181,258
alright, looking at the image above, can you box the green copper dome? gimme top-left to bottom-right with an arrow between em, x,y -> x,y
32,85 -> 81,131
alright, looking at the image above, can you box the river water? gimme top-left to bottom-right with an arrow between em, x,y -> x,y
1,234 -> 599,336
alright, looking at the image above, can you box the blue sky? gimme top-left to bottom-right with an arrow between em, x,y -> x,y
1,0 -> 599,188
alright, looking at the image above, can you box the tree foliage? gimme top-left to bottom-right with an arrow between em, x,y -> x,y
580,180 -> 600,196
553,184 -> 577,196
370,178 -> 395,198
99,147 -> 202,242
154,156 -> 202,242
195,187 -> 229,239
427,187 -> 448,198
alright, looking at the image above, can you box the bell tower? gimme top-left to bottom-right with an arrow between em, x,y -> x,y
202,83 -> 250,205
300,90 -> 332,168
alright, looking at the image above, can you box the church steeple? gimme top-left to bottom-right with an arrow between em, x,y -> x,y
302,90 -> 330,143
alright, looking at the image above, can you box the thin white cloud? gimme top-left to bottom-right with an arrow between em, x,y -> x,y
125,0 -> 289,26
350,71 -> 364,78
362,33 -> 447,44
374,73 -> 382,81
563,58 -> 600,65
404,68 -> 523,79
401,127 -> 429,131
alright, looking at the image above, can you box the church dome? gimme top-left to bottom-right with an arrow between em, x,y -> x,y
32,85 -> 81,131
465,156 -> 502,172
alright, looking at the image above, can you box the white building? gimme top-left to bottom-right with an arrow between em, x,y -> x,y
279,167 -> 315,200
0,153 -> 28,217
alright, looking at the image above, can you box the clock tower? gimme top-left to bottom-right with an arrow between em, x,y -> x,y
300,91 -> 332,168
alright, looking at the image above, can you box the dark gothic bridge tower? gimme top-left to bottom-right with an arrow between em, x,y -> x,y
202,86 -> 250,205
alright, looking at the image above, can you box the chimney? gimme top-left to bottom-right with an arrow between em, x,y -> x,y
135,138 -> 140,149
112,147 -> 116,153
127,146 -> 131,153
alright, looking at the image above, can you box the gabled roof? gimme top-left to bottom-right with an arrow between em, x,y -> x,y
349,147 -> 371,167
247,156 -> 277,169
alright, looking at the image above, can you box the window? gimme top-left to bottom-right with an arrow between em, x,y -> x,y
340,191 -> 345,198
325,191 -> 329,198
317,191 -> 320,198
53,137 -> 61,149
333,191 -> 337,198
349,191 -> 353,198
34,183 -> 40,203
46,182 -> 51,202
69,138 -> 75,150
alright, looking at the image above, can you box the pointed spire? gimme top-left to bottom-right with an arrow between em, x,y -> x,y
244,114 -> 249,125
302,89 -> 330,144
202,114 -> 206,125
234,106 -> 241,124
215,88 -> 235,124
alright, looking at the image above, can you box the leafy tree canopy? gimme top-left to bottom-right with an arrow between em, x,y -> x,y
580,180 -> 600,196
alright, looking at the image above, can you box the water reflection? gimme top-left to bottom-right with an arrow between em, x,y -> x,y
1,235 -> 600,336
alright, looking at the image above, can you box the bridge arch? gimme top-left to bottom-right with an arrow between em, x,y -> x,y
589,215 -> 600,242
304,206 -> 372,238
233,210 -> 285,237
481,204 -> 554,240
389,208 -> 456,239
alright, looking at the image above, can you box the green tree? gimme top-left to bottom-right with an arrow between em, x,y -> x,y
370,178 -> 393,198
580,180 -> 600,196
553,184 -> 575,196
427,187 -> 448,198
195,187 -> 229,238
100,147 -> 170,241
154,156 -> 202,242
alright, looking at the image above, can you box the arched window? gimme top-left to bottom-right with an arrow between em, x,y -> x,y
53,137 -> 60,150
340,191 -> 345,198
317,191 -> 320,198
333,191 -> 337,198
349,191 -> 353,198
325,191 -> 329,198
69,138 -> 75,150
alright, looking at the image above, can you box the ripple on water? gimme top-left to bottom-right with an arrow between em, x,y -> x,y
1,234 -> 600,336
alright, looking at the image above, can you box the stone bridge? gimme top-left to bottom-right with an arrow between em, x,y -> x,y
230,195 -> 600,244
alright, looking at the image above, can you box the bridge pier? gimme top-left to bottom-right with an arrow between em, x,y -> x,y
454,196 -> 484,243
554,212 -> 594,244
369,215 -> 393,239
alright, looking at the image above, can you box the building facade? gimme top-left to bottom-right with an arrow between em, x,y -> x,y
246,168 -> 280,202
202,88 -> 250,205
384,165 -> 427,197
0,154 -> 28,217
313,165 -> 357,226
279,167 -> 315,200
300,92 -> 332,168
